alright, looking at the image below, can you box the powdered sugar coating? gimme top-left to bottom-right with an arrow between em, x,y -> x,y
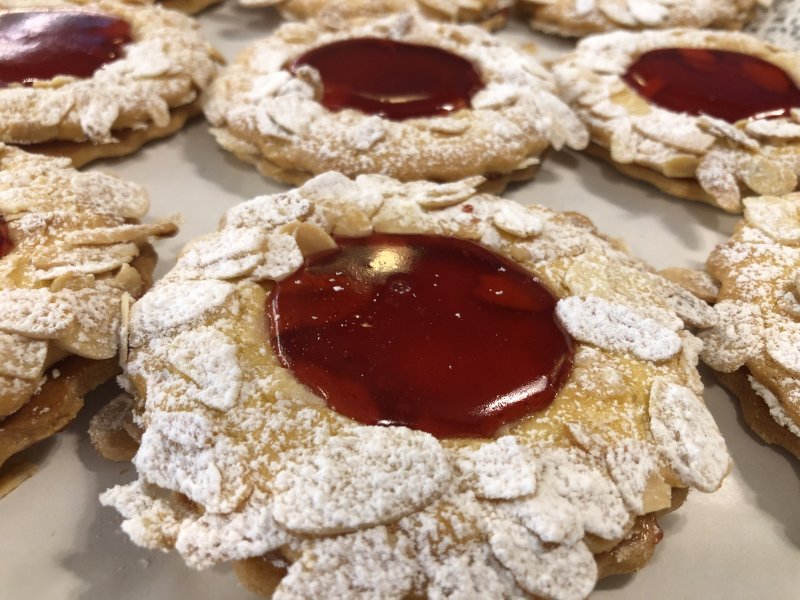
456,436 -> 537,500
552,29 -> 800,212
273,427 -> 450,533
128,280 -> 234,345
649,378 -> 730,492
167,327 -> 242,411
0,0 -> 219,146
521,0 -> 760,37
703,192 -> 800,444
488,516 -> 596,600
105,173 -> 728,598
556,295 -> 681,361
204,14 -> 587,188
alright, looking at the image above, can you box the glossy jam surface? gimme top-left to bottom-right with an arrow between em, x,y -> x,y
0,11 -> 132,85
0,216 -> 11,258
622,48 -> 800,123
289,38 -> 483,120
269,234 -> 574,438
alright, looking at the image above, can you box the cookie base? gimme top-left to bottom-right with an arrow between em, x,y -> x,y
716,369 -> 800,459
25,102 -> 201,168
583,144 -> 723,210
211,126 -> 542,194
0,355 -> 120,496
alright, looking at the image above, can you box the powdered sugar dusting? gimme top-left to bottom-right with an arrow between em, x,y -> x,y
456,436 -> 537,500
134,411 -> 250,513
556,295 -> 681,361
749,376 -> 800,438
0,289 -> 74,339
649,378 -> 729,492
167,327 -> 242,411
175,493 -> 290,569
275,527 -> 415,600
765,321 -> 800,376
129,280 -> 234,345
488,516 -> 596,600
699,300 -> 765,372
272,427 -> 450,533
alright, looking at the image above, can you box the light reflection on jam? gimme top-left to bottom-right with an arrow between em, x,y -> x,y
0,11 -> 132,85
288,38 -> 484,121
0,216 -> 12,258
269,234 -> 574,439
622,48 -> 800,124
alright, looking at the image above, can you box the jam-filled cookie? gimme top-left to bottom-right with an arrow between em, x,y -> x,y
519,0 -> 762,38
240,0 -> 514,30
700,192 -> 800,458
0,0 -> 220,166
552,29 -> 800,213
203,14 -> 588,191
100,172 -> 729,599
0,144 -> 176,497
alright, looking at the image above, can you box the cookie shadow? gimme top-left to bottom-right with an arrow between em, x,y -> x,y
702,366 -> 800,547
560,149 -> 739,251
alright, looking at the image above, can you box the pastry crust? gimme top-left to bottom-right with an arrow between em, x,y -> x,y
160,0 -> 223,15
700,192 -> 800,459
101,172 -> 729,599
519,0 -> 761,38
0,0 -> 220,163
203,14 -> 588,190
240,0 -> 514,30
0,145 -> 177,495
552,29 -> 800,213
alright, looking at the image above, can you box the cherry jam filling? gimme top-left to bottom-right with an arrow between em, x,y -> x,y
0,11 -> 132,85
269,233 -> 574,439
0,216 -> 11,258
288,38 -> 484,121
622,47 -> 800,124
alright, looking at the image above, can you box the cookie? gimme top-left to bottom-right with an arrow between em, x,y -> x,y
203,13 -> 588,191
240,0 -> 514,30
0,144 -> 177,497
0,0 -> 220,166
552,29 -> 800,213
100,172 -> 729,599
519,0 -> 761,38
700,192 -> 800,458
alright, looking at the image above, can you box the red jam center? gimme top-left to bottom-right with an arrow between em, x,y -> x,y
0,216 -> 11,258
289,38 -> 484,121
0,11 -> 132,85
269,233 -> 574,438
622,48 -> 800,124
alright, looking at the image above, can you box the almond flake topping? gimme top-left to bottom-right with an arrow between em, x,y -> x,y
273,427 -> 450,534
648,378 -> 730,492
166,327 -> 242,411
556,295 -> 681,361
